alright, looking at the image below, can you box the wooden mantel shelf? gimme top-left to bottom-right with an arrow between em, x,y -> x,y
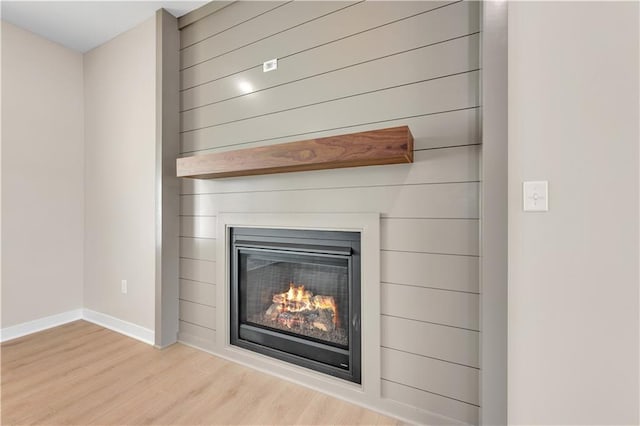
176,126 -> 413,179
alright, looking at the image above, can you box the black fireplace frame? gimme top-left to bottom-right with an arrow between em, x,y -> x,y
230,227 -> 361,384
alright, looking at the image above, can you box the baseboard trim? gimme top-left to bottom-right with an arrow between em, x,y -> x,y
0,309 -> 83,342
1,309 -> 155,345
82,309 -> 154,345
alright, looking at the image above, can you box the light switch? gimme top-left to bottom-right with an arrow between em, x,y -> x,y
523,181 -> 548,212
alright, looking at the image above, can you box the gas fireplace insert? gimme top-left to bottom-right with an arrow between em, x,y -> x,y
230,227 -> 361,383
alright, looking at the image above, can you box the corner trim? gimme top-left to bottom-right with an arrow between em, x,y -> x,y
154,8 -> 181,348
480,1 -> 509,424
82,309 -> 154,345
0,309 -> 83,342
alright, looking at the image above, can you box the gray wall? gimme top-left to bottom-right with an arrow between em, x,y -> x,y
1,21 -> 84,327
177,1 -> 481,423
83,16 -> 157,332
508,2 -> 639,424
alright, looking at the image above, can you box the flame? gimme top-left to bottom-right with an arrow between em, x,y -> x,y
273,283 -> 339,327
286,284 -> 308,304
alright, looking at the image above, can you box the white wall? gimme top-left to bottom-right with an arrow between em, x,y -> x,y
1,21 -> 84,327
83,16 -> 156,332
508,2 -> 639,424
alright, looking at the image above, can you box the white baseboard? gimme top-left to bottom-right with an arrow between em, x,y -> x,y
82,309 -> 154,345
0,309 -> 83,342
0,308 -> 155,345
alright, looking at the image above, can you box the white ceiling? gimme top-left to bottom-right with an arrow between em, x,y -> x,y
1,1 -> 208,53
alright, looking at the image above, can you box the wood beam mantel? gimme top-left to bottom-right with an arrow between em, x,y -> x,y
176,126 -> 413,179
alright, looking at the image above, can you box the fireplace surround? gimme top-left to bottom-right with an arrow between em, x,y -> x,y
230,227 -> 361,383
213,213 -> 380,418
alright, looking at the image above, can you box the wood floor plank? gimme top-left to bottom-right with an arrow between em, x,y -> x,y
1,320 -> 102,365
2,333 -> 131,404
1,320 -> 399,425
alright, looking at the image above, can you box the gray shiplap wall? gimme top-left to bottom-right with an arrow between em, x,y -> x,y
177,1 -> 480,424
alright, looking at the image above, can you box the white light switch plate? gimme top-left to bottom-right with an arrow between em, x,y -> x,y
523,181 -> 549,212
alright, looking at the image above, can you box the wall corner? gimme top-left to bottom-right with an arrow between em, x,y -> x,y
154,8 -> 181,348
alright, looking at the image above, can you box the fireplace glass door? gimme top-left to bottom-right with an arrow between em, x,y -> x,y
230,227 -> 361,383
240,250 -> 350,349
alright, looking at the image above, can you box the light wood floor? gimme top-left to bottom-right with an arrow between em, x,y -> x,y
1,320 -> 400,425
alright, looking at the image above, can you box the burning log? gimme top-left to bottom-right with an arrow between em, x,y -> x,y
265,283 -> 339,333
265,303 -> 281,321
311,308 -> 335,332
311,295 -> 340,328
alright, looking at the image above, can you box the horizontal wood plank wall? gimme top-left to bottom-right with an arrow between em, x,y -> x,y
177,1 -> 480,424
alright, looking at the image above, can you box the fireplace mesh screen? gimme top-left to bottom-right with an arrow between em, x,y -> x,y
239,251 -> 349,348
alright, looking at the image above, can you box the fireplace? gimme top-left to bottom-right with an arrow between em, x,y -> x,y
230,227 -> 361,383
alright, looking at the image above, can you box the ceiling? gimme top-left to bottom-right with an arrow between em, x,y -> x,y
1,1 -> 208,53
